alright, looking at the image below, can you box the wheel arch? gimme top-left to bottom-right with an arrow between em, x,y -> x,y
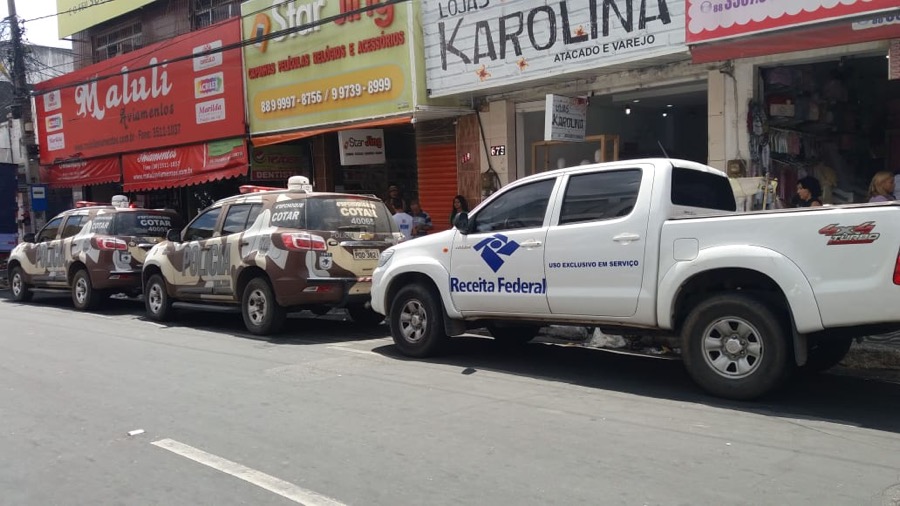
236,266 -> 269,302
67,260 -> 89,285
385,271 -> 465,336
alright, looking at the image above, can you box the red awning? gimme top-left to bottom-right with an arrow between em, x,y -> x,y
123,139 -> 248,192
251,115 -> 412,148
691,17 -> 900,64
40,156 -> 121,188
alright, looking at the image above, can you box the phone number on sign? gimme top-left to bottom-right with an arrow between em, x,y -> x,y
702,0 -> 765,12
259,78 -> 394,114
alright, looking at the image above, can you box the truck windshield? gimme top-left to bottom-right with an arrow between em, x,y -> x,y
671,167 -> 737,212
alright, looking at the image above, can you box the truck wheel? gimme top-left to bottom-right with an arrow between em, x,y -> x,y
682,293 -> 791,400
9,266 -> 33,302
347,303 -> 384,326
242,277 -> 285,336
390,284 -> 448,357
487,324 -> 540,346
72,269 -> 103,310
803,337 -> 853,373
145,274 -> 173,322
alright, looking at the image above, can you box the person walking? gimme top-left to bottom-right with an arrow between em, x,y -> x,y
408,199 -> 432,238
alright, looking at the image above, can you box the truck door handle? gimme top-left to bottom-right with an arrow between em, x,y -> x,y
613,233 -> 641,243
520,240 -> 543,248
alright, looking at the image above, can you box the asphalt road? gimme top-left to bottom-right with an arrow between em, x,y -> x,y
2,293 -> 900,506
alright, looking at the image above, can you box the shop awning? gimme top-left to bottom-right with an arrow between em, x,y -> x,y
691,16 -> 900,64
123,139 -> 249,192
251,116 -> 412,148
40,156 -> 121,189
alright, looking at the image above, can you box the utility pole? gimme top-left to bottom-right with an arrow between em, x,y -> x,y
6,0 -> 38,234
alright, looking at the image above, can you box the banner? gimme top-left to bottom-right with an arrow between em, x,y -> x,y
241,0 -> 415,135
250,144 -> 312,181
686,0 -> 898,44
422,0 -> 686,98
35,18 -> 245,166
40,156 -> 120,188
544,95 -> 587,142
123,138 -> 248,192
338,129 -> 386,165
57,0 -> 155,38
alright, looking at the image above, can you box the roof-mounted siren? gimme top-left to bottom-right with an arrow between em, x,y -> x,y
74,201 -> 103,208
288,176 -> 313,193
111,195 -> 130,209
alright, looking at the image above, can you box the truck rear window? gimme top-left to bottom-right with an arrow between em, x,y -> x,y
270,197 -> 395,233
113,212 -> 180,237
671,167 -> 737,212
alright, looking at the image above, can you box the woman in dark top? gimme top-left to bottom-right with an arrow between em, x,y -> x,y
450,195 -> 469,226
795,176 -> 823,207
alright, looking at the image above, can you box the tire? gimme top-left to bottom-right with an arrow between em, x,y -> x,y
72,269 -> 103,310
487,324 -> 540,346
389,284 -> 448,358
144,274 -> 173,322
9,266 -> 33,302
681,293 -> 791,400
803,337 -> 853,373
242,277 -> 286,336
347,303 -> 384,326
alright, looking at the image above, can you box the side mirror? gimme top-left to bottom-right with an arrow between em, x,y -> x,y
23,233 -> 35,243
165,229 -> 181,242
453,212 -> 470,234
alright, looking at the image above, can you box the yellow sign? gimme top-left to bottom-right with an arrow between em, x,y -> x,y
57,0 -> 155,38
241,0 -> 419,135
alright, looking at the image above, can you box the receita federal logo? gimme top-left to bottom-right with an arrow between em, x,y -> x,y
474,233 -> 519,273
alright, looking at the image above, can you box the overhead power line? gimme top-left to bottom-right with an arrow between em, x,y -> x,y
32,0 -> 411,95
22,0 -> 118,23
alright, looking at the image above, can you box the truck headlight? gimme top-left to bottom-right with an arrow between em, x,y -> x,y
377,249 -> 394,268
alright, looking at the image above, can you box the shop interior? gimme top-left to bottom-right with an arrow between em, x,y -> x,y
518,83 -> 709,179
752,54 -> 900,207
330,124 -> 419,204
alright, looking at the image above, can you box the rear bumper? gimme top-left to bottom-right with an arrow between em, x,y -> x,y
276,276 -> 373,308
91,268 -> 143,292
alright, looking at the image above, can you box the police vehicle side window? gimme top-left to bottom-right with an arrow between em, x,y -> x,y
36,217 -> 64,242
222,204 -> 258,235
61,215 -> 86,238
183,208 -> 222,241
559,169 -> 642,225
472,179 -> 555,233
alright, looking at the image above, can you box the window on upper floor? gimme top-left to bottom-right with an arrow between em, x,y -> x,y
93,22 -> 143,62
193,0 -> 241,29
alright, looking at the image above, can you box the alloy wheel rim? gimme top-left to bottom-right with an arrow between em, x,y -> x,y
248,289 -> 267,325
398,299 -> 427,343
12,274 -> 21,296
148,284 -> 162,313
701,317 -> 764,379
75,277 -> 88,304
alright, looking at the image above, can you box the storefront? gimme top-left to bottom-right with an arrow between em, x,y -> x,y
240,0 -> 464,227
688,0 -> 900,209
34,18 -> 249,219
422,0 -> 704,203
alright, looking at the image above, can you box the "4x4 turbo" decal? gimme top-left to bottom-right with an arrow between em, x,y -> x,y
818,222 -> 880,246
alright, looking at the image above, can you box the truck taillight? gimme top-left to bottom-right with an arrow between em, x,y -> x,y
280,232 -> 326,251
93,236 -> 127,251
894,250 -> 900,285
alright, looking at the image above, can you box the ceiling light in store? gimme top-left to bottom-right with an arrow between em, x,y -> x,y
662,112 -> 668,117
625,107 -> 631,115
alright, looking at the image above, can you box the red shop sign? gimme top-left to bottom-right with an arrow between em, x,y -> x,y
123,139 -> 248,192
34,17 -> 245,166
686,0 -> 899,44
40,156 -> 121,188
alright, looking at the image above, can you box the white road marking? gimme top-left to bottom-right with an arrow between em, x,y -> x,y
151,438 -> 346,506
326,345 -> 378,357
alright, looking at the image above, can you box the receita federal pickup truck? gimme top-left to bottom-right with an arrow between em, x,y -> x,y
371,158 -> 900,400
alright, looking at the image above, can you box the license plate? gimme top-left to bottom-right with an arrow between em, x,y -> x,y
352,248 -> 380,261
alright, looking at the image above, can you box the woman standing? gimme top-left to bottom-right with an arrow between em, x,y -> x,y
795,176 -> 823,207
868,171 -> 896,202
449,195 -> 469,227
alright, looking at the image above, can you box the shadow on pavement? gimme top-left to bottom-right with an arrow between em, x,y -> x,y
371,334 -> 900,435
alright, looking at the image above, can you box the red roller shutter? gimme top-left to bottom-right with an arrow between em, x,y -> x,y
416,119 -> 459,232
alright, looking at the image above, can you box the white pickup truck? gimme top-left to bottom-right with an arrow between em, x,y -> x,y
371,158 -> 900,400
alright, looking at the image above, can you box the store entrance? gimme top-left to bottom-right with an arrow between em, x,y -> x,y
757,55 -> 900,206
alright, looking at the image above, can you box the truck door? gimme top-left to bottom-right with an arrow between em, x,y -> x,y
544,168 -> 651,317
450,178 -> 556,315
32,216 -> 64,285
175,207 -> 223,298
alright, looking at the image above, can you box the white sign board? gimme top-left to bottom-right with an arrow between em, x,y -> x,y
545,95 -> 588,142
422,0 -> 686,97
338,129 -> 386,166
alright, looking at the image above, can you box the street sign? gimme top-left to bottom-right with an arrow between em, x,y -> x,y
30,185 -> 47,212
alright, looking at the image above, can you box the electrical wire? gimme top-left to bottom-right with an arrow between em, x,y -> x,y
31,0 -> 411,95
20,0 -> 119,23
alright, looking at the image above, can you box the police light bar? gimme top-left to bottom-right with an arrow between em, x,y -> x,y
287,176 -> 313,193
111,195 -> 130,209
74,201 -> 103,208
239,184 -> 284,194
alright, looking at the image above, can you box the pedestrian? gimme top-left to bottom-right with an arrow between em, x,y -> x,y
385,185 -> 407,215
795,176 -> 823,207
392,206 -> 413,240
868,171 -> 896,202
408,199 -> 432,237
450,194 -> 469,226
